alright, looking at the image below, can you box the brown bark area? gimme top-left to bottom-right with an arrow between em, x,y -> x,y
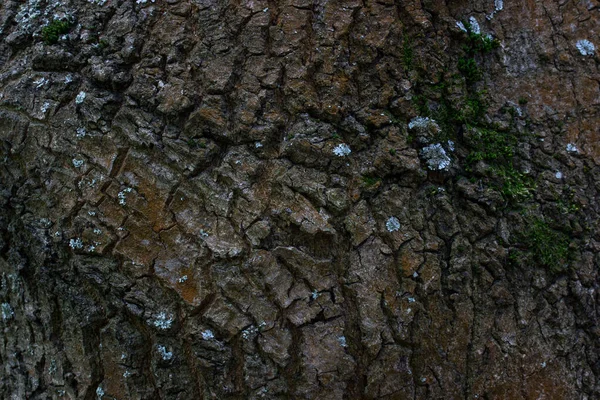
0,0 -> 599,398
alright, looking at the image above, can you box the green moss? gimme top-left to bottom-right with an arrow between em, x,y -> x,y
519,218 -> 571,274
187,138 -> 207,149
406,25 -> 532,206
465,127 -> 517,166
411,94 -> 430,116
458,57 -> 482,84
361,175 -> 381,186
496,166 -> 534,202
98,39 -> 109,49
42,19 -> 72,45
464,126 -> 534,203
462,31 -> 500,55
456,23 -> 499,85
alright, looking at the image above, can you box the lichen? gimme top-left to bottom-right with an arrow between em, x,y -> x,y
118,187 -> 133,205
69,238 -> 83,249
242,325 -> 258,339
33,77 -> 48,88
156,345 -> 173,360
408,116 -> 437,131
1,303 -> 14,320
420,143 -> 451,170
153,312 -> 173,330
333,143 -> 351,157
566,143 -> 579,153
576,40 -> 595,56
75,91 -> 86,104
469,17 -> 481,34
201,330 -> 214,340
386,216 -> 401,232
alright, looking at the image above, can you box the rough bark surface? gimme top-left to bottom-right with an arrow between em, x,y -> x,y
0,0 -> 599,399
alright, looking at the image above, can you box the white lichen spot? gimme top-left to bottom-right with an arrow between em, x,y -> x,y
242,325 -> 259,340
75,91 -> 86,104
408,297 -> 416,303
408,116 -> 437,131
338,336 -> 347,347
540,361 -> 547,368
555,171 -> 563,179
311,290 -> 319,300
69,238 -> 83,250
1,303 -> 14,320
420,143 -> 451,170
86,245 -> 96,252
178,275 -> 188,283
447,140 -> 455,151
93,228 -> 102,235
495,0 -> 503,11
48,359 -> 57,374
456,21 -> 467,32
386,216 -> 401,232
33,77 -> 48,88
123,370 -> 131,378
566,143 -> 579,153
64,74 -> 73,84
95,385 -> 104,398
201,330 -> 214,340
15,0 -> 43,32
72,158 -> 84,168
157,345 -> 172,360
153,312 -> 173,330
333,143 -> 351,157
413,271 -> 419,278
118,187 -> 133,205
41,102 -> 51,113
199,229 -> 209,238
76,127 -> 86,138
576,39 -> 595,56
469,16 -> 481,34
